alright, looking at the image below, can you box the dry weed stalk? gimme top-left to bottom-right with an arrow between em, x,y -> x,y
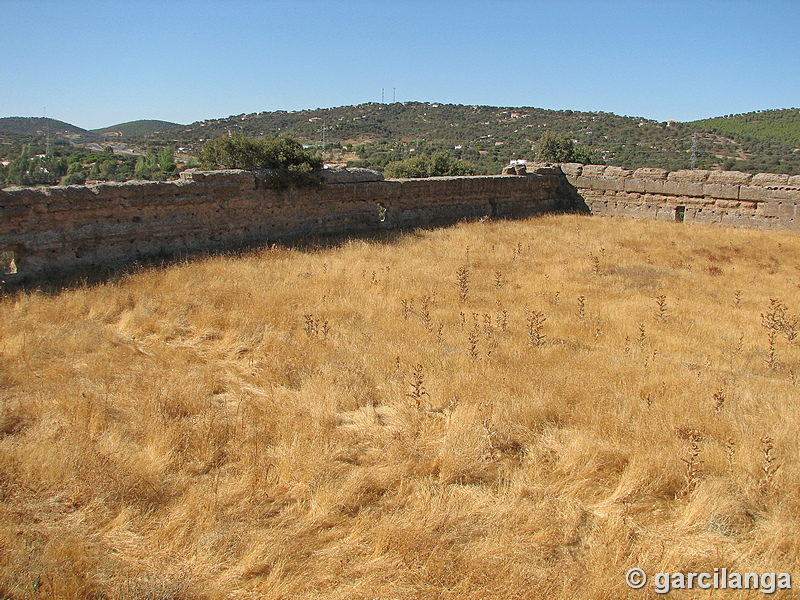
526,310 -> 546,347
680,429 -> 704,497
712,388 -> 726,413
589,252 -> 601,275
759,435 -> 780,492
576,295 -> 585,320
406,364 -> 429,408
468,322 -> 480,360
420,295 -> 432,330
494,271 -> 504,289
401,297 -> 413,320
726,437 -> 736,474
655,295 -> 667,321
761,299 -> 799,369
456,266 -> 470,302
304,313 -> 329,338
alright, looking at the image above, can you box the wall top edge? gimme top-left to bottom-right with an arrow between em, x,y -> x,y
560,163 -> 798,188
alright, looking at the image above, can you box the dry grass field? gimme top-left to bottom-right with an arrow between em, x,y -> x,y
1,214 -> 800,599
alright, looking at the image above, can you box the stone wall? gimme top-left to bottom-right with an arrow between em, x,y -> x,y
559,163 -> 800,230
0,169 -> 567,281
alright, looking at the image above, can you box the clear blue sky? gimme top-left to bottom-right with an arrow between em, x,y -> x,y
1,0 -> 798,130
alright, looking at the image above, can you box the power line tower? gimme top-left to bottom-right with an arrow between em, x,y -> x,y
690,133 -> 698,170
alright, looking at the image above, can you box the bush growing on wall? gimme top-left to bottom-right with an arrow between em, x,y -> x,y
200,133 -> 323,189
384,152 -> 476,178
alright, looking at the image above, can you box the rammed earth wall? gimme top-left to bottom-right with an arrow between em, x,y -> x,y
559,163 -> 800,230
0,169 -> 567,281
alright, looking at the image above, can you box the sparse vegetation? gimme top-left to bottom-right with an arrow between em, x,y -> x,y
1,214 -> 800,598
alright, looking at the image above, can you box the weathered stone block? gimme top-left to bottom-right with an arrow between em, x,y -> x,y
740,186 -> 777,201
625,179 -> 647,193
752,173 -> 790,186
707,170 -> 752,185
558,163 -> 583,177
667,169 -> 710,182
575,176 -> 603,189
321,167 -> 384,183
185,169 -> 257,189
632,167 -> 669,180
788,175 -> 800,186
603,166 -> 633,178
582,165 -> 607,177
644,179 -> 665,194
663,181 -> 704,196
703,183 -> 739,200
741,186 -> 800,201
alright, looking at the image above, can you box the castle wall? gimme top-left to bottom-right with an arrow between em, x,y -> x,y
559,163 -> 800,231
0,170 -> 567,281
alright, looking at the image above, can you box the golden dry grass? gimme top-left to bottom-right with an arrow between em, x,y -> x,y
1,214 -> 800,599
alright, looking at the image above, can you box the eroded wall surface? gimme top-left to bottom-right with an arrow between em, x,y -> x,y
560,163 -> 800,230
0,170 -> 566,280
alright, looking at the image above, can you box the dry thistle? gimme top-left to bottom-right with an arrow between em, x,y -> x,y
759,435 -> 780,492
406,364 -> 429,409
526,310 -> 546,347
468,322 -> 480,360
680,429 -> 704,497
733,289 -> 741,308
589,253 -> 601,275
400,297 -> 413,321
456,266 -> 470,302
420,295 -> 432,330
637,323 -> 646,346
303,314 -> 315,335
496,309 -> 508,332
712,388 -> 726,413
494,271 -> 503,289
765,328 -> 778,371
577,295 -> 585,320
655,295 -> 667,321
725,438 -> 736,475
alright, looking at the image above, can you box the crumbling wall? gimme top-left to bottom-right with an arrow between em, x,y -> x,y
560,163 -> 800,230
0,169 -> 566,281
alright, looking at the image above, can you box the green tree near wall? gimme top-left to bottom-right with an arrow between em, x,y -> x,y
200,133 -> 323,189
383,152 -> 477,178
535,131 -> 598,164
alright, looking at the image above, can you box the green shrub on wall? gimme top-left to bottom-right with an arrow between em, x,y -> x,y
200,133 -> 323,189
